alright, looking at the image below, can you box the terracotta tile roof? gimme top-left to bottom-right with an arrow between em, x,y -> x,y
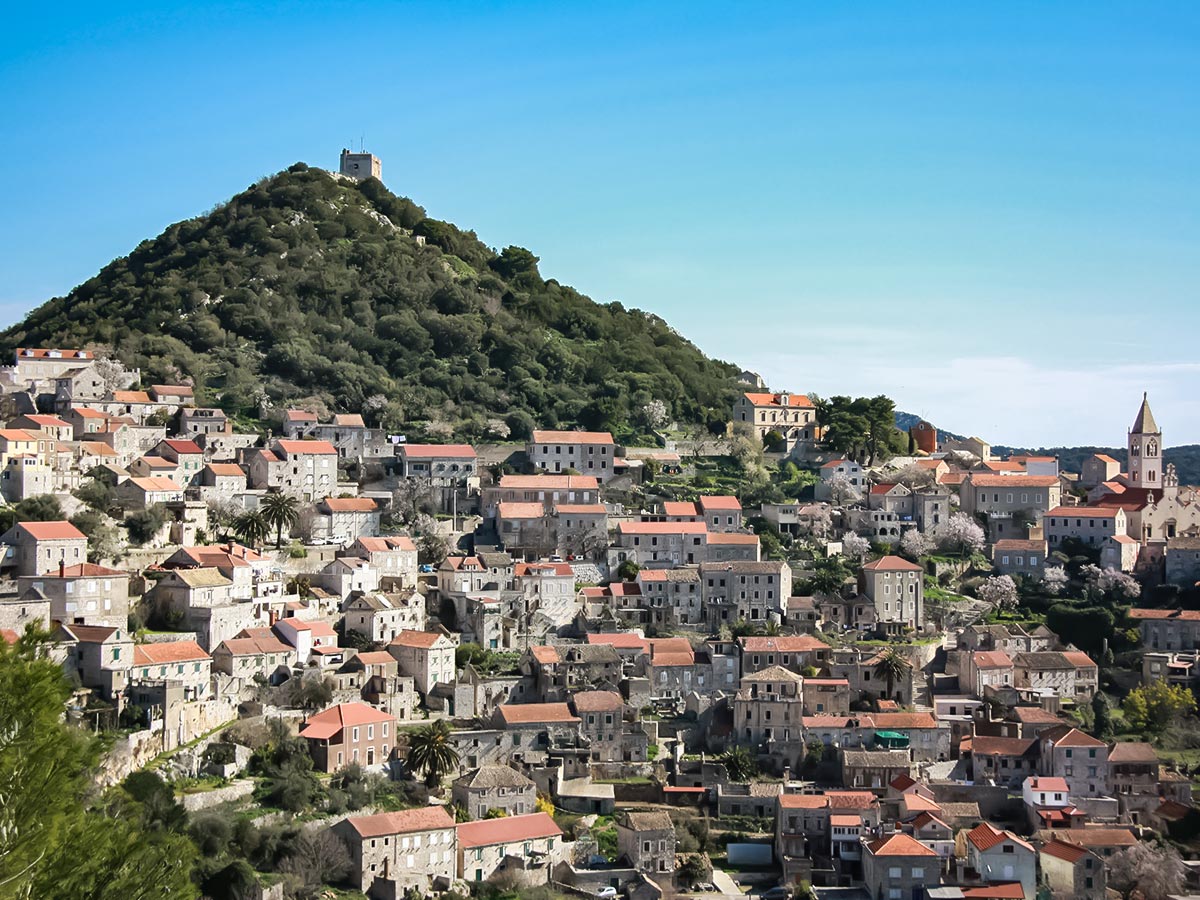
861,555 -> 923,572
61,624 -> 119,642
1044,726 -> 1106,748
973,651 -> 1014,669
498,502 -> 545,519
128,476 -> 182,492
663,501 -> 699,517
826,791 -> 879,810
586,633 -> 648,651
889,773 -> 916,791
555,504 -> 606,515
740,635 -> 830,653
1040,839 -> 1089,863
1128,607 -> 1200,620
1051,827 -> 1137,849
206,463 -> 245,476
497,703 -> 579,725
531,430 -> 614,445
1107,741 -> 1158,763
1009,708 -> 1063,725
133,640 -> 209,665
277,439 -> 337,455
332,413 -> 365,427
162,439 -> 203,454
514,562 -> 574,578
911,812 -> 951,832
217,636 -> 292,656
299,702 -> 393,740
870,483 -> 899,495
353,651 -> 397,666
572,690 -> 624,712
151,384 -> 193,397
619,520 -> 708,535
962,885 -> 1025,900
967,474 -> 1060,487
698,495 -> 742,511
457,811 -> 561,848
1026,776 -> 1069,792
706,533 -> 760,545
345,806 -> 454,838
14,520 -> 86,541
529,645 -> 561,665
829,814 -> 862,827
111,390 -> 151,403
135,456 -> 177,469
866,832 -> 937,857
968,736 -> 1037,756
967,822 -> 1033,853
497,474 -> 598,490
389,630 -> 448,649
779,793 -> 828,809
284,409 -> 318,422
355,536 -> 416,552
1046,506 -> 1120,519
0,628 -> 18,644
993,539 -> 1046,552
742,392 -> 814,409
400,443 -> 476,458
39,562 -> 126,578
1061,650 -> 1097,668
870,712 -> 938,729
16,347 -> 93,359
321,497 -> 378,512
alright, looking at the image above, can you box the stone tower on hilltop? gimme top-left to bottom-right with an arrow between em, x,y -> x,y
339,148 -> 381,181
1127,392 -> 1162,490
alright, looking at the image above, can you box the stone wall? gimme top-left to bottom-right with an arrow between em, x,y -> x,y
181,778 -> 256,812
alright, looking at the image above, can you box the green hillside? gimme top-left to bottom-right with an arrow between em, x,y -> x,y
0,164 -> 739,441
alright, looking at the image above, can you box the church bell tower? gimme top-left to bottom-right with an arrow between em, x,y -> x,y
1127,392 -> 1162,489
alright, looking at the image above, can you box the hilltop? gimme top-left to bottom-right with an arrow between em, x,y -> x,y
0,164 -> 739,441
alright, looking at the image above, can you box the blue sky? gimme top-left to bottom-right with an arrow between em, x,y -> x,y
1,2 -> 1197,445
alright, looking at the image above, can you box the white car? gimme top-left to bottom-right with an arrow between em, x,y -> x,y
596,888 -> 618,900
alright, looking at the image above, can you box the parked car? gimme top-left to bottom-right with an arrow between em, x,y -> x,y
596,888 -> 618,900
419,564 -> 434,573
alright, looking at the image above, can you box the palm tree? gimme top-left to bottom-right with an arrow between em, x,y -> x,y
875,649 -> 913,703
721,745 -> 759,781
234,510 -> 269,550
261,491 -> 300,548
406,720 -> 459,788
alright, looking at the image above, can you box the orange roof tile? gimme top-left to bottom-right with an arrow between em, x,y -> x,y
15,520 -> 86,541
345,806 -> 455,838
133,640 -> 209,665
299,702 -> 393,740
457,812 -> 561,848
497,703 -> 579,725
742,392 -> 814,409
866,832 -> 937,857
400,443 -> 477,459
531,430 -> 614,444
277,439 -> 337,455
862,555 -> 923,572
389,630 -> 449,649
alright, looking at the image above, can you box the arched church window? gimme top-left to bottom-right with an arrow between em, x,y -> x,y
1147,440 -> 1158,456
1131,444 -> 1140,456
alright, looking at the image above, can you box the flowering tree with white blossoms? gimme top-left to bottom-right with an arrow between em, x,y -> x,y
841,532 -> 871,560
1041,566 -> 1069,596
899,529 -> 931,560
940,512 -> 985,557
977,574 -> 1019,610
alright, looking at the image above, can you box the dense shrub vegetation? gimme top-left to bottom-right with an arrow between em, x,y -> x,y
1,164 -> 739,440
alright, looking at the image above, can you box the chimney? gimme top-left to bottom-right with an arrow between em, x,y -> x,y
59,560 -> 65,578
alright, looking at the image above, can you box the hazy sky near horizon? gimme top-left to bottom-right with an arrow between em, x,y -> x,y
1,2 -> 1197,446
